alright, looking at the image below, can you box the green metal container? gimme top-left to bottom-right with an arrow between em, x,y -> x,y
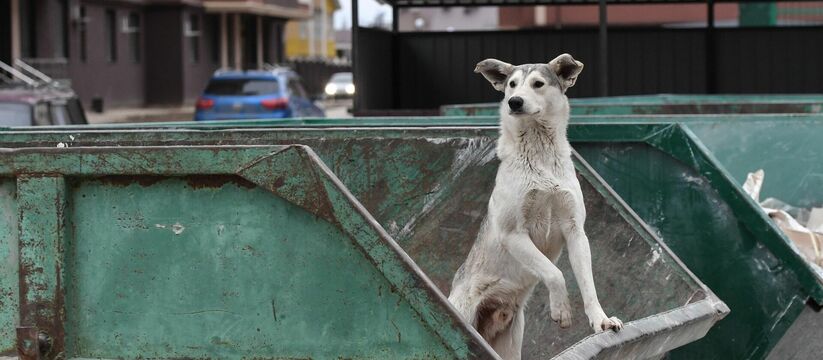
0,145 -> 498,359
0,142 -> 726,359
1,118 -> 819,360
441,94 -> 823,116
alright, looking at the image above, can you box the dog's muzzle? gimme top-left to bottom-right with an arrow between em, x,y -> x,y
508,96 -> 524,113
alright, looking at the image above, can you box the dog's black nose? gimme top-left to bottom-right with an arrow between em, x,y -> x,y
508,97 -> 524,111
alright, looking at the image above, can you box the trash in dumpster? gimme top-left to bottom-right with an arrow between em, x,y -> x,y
744,169 -> 823,269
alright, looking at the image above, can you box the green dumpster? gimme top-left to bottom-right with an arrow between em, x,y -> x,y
0,145 -> 498,359
441,94 -> 823,116
0,143 -> 726,359
1,119 -> 819,360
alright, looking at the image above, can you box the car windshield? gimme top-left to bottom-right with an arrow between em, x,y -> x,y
204,79 -> 281,96
0,102 -> 33,126
330,73 -> 352,84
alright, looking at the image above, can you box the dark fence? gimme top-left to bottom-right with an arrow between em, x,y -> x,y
354,28 -> 395,111
289,59 -> 351,97
356,26 -> 823,110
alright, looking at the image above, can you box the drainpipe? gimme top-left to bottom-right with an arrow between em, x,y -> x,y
11,0 -> 21,61
321,0 -> 328,58
233,13 -> 242,69
598,0 -> 608,96
220,13 -> 228,69
308,1 -> 316,57
256,15 -> 263,68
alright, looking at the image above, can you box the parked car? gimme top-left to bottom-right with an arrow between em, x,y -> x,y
194,68 -> 324,121
0,84 -> 88,126
324,72 -> 354,100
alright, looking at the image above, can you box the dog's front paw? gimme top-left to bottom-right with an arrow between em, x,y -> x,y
550,296 -> 572,328
590,315 -> 623,333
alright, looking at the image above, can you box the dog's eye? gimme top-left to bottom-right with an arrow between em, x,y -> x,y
509,81 -> 516,88
533,81 -> 544,88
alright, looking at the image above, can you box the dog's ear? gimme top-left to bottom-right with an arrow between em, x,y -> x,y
548,53 -> 584,92
474,59 -> 513,92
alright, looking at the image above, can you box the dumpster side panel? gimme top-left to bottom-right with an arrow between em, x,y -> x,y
63,177 -> 455,359
576,142 -> 807,360
0,179 -> 17,354
688,120 -> 823,208
291,137 -> 705,358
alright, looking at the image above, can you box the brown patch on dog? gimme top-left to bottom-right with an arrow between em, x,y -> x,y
475,299 -> 516,343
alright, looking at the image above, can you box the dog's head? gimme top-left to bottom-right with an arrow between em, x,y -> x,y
474,54 -> 583,119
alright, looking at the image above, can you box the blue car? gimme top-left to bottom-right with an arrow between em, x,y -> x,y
194,68 -> 324,121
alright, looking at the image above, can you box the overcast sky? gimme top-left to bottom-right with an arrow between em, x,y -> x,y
334,0 -> 392,29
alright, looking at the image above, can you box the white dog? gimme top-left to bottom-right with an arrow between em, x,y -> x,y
448,54 -> 623,359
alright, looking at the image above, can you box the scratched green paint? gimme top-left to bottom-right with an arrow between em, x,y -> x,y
575,141 -> 806,360
64,178 -> 454,359
0,116 -> 820,358
0,179 -> 18,353
440,94 -> 823,116
686,119 -> 823,208
239,146 -> 478,358
17,176 -> 66,341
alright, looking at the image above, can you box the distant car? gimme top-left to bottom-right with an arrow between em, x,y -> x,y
194,68 -> 324,121
324,72 -> 354,100
0,85 -> 88,126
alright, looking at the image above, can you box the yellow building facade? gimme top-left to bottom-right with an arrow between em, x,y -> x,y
285,0 -> 339,59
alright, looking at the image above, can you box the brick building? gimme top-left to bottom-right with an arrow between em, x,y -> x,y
0,0 -> 310,109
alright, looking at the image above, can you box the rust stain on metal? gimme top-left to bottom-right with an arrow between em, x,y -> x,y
93,175 -> 165,187
184,175 -> 256,190
86,175 -> 257,189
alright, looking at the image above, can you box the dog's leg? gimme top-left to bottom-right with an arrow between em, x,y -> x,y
490,305 -> 525,360
504,232 -> 571,328
560,218 -> 624,332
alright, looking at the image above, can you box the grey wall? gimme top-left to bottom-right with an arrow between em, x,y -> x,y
144,5 -> 183,106
181,9 -> 220,104
68,1 -> 146,108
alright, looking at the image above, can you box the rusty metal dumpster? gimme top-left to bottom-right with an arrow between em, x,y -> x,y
0,145 -> 498,359
440,94 -> 823,116
0,142 -> 727,358
1,119 -> 818,359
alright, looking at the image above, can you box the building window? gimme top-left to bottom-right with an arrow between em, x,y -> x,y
105,9 -> 118,62
79,6 -> 88,62
124,12 -> 141,63
186,14 -> 202,64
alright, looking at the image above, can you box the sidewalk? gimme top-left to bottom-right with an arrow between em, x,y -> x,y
86,106 -> 194,124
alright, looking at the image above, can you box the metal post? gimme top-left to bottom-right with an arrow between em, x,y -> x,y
352,0 -> 359,112
706,0 -> 716,94
598,0 -> 608,96
392,5 -> 399,33
234,13 -> 242,69
11,0 -> 20,61
220,13 -> 228,69
391,5 -> 398,109
256,16 -> 263,69
321,0 -> 329,57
